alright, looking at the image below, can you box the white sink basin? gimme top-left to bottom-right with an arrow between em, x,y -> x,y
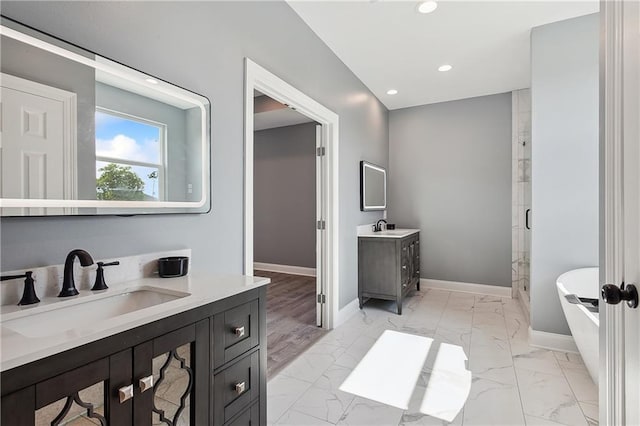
379,230 -> 413,236
1,287 -> 190,338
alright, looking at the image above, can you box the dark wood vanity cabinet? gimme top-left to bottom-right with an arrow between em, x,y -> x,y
358,232 -> 420,314
0,287 -> 266,426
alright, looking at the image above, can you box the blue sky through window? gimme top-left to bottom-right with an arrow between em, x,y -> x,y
95,110 -> 162,198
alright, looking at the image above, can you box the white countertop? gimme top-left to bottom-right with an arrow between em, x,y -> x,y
0,274 -> 270,372
358,228 -> 420,239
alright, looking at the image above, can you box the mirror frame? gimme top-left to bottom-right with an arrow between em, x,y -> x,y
360,160 -> 387,212
0,17 -> 211,215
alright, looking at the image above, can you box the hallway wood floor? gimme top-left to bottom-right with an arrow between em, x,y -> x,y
255,270 -> 328,378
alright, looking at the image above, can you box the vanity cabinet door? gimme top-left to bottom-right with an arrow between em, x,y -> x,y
413,239 -> 420,280
1,350 -> 132,425
133,320 -> 209,426
401,240 -> 410,286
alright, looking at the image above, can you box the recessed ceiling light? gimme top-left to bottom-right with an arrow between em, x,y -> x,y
145,78 -> 158,84
417,1 -> 438,14
438,64 -> 453,72
387,89 -> 398,95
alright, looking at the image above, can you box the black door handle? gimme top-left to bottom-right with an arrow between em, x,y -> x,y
602,283 -> 639,308
525,209 -> 531,230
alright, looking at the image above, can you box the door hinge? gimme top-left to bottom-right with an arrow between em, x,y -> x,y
316,146 -> 326,157
317,220 -> 326,230
317,294 -> 326,304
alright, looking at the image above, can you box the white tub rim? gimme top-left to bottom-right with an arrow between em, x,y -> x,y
556,267 -> 599,327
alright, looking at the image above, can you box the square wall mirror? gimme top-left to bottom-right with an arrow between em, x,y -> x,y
0,17 -> 211,216
360,161 -> 387,211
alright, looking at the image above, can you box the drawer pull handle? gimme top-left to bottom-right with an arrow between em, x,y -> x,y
235,381 -> 246,395
234,326 -> 245,337
402,265 -> 407,270
139,375 -> 154,393
118,384 -> 134,403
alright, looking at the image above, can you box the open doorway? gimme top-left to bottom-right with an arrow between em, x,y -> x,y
244,59 -> 340,378
252,90 -> 327,376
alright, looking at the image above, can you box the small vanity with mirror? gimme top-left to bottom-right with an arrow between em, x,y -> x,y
358,161 -> 421,314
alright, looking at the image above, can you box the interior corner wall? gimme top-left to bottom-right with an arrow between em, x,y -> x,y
0,1 -> 389,311
254,123 -> 316,269
530,13 -> 599,335
388,93 -> 512,287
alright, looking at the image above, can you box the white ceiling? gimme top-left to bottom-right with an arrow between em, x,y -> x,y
254,93 -> 315,131
288,0 -> 599,110
255,107 -> 315,131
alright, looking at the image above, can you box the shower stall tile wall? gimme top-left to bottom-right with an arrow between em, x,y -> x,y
512,89 -> 531,305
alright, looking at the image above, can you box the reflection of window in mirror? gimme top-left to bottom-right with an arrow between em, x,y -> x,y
95,108 -> 166,201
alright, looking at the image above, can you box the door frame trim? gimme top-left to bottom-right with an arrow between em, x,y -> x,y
600,0 -> 626,424
243,58 -> 339,329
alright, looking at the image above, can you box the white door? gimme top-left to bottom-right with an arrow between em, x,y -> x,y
0,74 -> 75,215
315,124 -> 325,327
601,1 -> 640,424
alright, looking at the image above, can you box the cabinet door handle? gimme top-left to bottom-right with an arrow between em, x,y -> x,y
139,375 -> 154,393
235,381 -> 246,395
118,384 -> 134,403
402,265 -> 407,270
234,326 -> 245,337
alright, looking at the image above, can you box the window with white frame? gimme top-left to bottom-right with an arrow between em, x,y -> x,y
95,108 -> 166,201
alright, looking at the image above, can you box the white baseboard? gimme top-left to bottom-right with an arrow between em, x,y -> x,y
335,298 -> 360,328
517,287 -> 531,319
529,327 -> 579,353
254,262 -> 316,277
421,278 -> 512,298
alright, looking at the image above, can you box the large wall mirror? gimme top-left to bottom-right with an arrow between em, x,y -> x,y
0,17 -> 211,216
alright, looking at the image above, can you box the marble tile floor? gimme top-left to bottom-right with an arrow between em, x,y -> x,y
267,289 -> 597,426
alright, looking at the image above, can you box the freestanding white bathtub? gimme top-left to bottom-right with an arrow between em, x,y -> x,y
556,267 -> 599,385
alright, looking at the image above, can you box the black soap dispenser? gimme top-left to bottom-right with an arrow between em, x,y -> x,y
92,261 -> 120,291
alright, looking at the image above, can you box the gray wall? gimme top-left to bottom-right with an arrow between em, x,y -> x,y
530,14 -> 599,335
254,123 -> 316,268
0,1 -> 389,310
388,93 -> 512,287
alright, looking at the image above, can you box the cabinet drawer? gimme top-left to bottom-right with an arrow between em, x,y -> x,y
225,402 -> 259,426
213,299 -> 260,368
214,350 -> 260,424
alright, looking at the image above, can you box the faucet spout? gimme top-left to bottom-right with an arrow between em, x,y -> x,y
374,219 -> 387,232
59,249 -> 94,297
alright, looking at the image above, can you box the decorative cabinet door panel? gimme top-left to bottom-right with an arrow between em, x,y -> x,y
133,320 -> 209,426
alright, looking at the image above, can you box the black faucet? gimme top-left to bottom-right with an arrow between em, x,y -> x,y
1,271 -> 40,305
59,249 -> 94,297
374,219 -> 387,232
